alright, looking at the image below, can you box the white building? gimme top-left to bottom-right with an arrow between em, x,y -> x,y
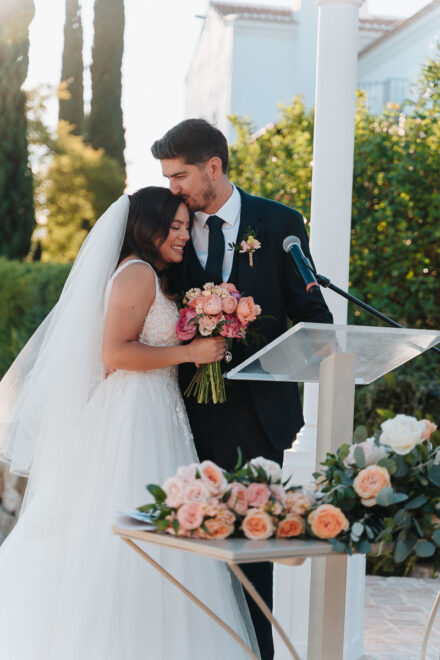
185,0 -> 440,139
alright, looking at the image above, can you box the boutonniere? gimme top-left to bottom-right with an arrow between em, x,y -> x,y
228,229 -> 261,268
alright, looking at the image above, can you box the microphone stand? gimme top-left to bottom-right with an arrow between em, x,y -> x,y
314,272 -> 440,357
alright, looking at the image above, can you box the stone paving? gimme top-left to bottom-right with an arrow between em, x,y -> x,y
363,575 -> 440,660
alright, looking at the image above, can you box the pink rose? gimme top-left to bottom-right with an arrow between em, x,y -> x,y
198,315 -> 217,336
177,502 -> 204,530
285,490 -> 315,515
226,482 -> 249,516
183,479 -> 211,504
221,295 -> 238,314
219,283 -> 239,293
236,297 -> 261,327
163,477 -> 185,508
176,308 -> 197,341
220,314 -> 242,339
202,295 -> 223,316
242,509 -> 274,540
176,463 -> 199,482
247,482 -> 271,508
199,460 -> 228,495
270,484 -> 286,505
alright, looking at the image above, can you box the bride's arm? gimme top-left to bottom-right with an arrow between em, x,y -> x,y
102,263 -> 224,371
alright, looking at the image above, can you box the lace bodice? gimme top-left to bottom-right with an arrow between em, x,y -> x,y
106,259 -> 180,349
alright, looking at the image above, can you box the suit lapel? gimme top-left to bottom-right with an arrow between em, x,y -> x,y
234,187 -> 265,296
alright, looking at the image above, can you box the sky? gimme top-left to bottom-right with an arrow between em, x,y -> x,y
25,0 -> 432,192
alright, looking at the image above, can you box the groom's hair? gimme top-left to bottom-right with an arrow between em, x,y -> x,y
151,119 -> 229,173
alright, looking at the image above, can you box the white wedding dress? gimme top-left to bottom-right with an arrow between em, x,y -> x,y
0,260 -> 258,659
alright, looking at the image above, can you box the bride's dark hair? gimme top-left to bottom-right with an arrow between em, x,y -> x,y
118,186 -> 184,295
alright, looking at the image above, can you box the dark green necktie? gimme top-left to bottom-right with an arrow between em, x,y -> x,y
205,215 -> 225,283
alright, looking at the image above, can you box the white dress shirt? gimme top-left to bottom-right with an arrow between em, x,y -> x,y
192,184 -> 241,282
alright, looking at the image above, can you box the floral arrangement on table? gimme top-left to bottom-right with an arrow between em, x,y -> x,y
139,415 -> 440,562
176,282 -> 261,404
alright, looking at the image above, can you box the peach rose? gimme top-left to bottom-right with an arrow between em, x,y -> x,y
236,297 -> 261,327
276,514 -> 305,538
188,294 -> 205,310
353,465 -> 391,504
242,509 -> 274,540
219,282 -> 239,294
177,502 -> 204,530
421,419 -> 437,441
183,479 -> 211,504
198,315 -> 218,336
221,295 -> 238,314
308,504 -> 349,539
226,482 -> 249,516
163,476 -> 185,508
199,460 -> 228,495
176,308 -> 197,341
198,517 -> 234,540
247,482 -> 271,508
285,490 -> 315,515
202,295 -> 223,315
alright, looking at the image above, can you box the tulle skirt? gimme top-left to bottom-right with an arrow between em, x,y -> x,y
0,369 -> 257,659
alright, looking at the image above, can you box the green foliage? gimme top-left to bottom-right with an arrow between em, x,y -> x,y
59,0 -> 84,135
0,258 -> 70,378
39,121 -> 125,262
0,0 -> 35,258
89,0 -> 126,170
229,53 -> 440,429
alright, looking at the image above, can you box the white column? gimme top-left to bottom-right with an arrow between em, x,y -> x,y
275,1 -> 365,658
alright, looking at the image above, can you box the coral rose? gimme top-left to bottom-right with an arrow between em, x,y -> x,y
202,295 -> 223,316
421,419 -> 437,441
198,517 -> 234,540
176,308 -> 197,341
353,465 -> 391,504
188,294 -> 204,310
221,295 -> 238,314
242,509 -> 274,540
236,297 -> 261,327
226,482 -> 248,516
276,514 -> 305,538
199,460 -> 228,495
219,282 -> 239,294
177,502 -> 204,530
308,504 -> 349,539
247,482 -> 271,508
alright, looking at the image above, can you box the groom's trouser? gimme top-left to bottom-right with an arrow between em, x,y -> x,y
184,380 -> 284,660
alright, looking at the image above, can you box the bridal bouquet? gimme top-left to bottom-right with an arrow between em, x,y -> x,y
308,414 -> 440,563
176,282 -> 261,404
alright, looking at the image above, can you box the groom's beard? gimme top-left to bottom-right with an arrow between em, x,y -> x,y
185,175 -> 216,213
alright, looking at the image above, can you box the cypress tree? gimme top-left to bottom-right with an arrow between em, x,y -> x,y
59,0 -> 84,135
89,0 -> 126,172
0,0 -> 35,258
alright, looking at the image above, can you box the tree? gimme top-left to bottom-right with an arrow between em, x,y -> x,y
0,0 -> 35,258
88,0 -> 126,176
59,0 -> 84,135
39,121 -> 125,262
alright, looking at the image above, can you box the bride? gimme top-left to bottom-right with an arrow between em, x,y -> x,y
0,188 -> 258,659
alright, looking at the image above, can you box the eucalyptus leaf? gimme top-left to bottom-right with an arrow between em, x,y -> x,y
415,540 -> 436,558
331,540 -> 346,553
428,465 -> 440,487
394,535 -> 416,563
391,492 -> 409,505
377,458 -> 397,475
354,445 -> 366,469
404,495 -> 428,510
375,487 -> 394,507
353,425 -> 368,444
394,456 -> 409,478
433,529 -> 440,547
352,522 -> 364,537
357,539 -> 371,554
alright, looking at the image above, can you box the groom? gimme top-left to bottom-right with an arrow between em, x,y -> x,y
152,119 -> 332,660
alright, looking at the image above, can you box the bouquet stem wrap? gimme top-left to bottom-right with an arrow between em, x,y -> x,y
184,360 -> 226,404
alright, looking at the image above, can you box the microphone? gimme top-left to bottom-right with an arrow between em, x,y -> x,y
282,235 -> 320,294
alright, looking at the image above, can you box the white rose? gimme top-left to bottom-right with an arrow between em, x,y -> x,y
247,457 -> 282,483
344,437 -> 389,467
176,463 -> 200,482
379,414 -> 427,455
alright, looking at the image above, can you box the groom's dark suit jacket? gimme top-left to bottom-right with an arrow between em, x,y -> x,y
174,187 -> 333,452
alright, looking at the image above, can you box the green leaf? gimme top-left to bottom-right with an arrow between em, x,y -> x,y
172,518 -> 179,534
354,445 -> 366,469
433,529 -> 440,547
394,535 -> 416,563
338,444 -> 350,461
353,425 -> 368,443
233,447 -> 243,471
146,484 -> 167,504
415,540 -> 436,558
404,495 -> 428,510
428,465 -> 440,486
